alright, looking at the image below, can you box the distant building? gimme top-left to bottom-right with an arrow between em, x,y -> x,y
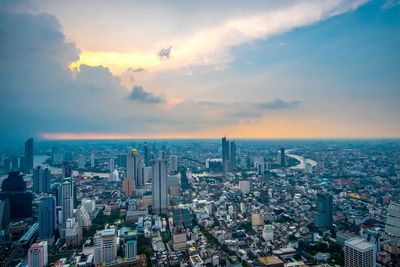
117,154 -> 127,168
90,150 -> 95,168
25,138 -> 34,173
314,192 -> 333,229
230,141 -> 237,170
143,142 -> 150,167
239,180 -> 250,194
81,198 -> 96,214
109,158 -> 115,173
280,147 -> 286,168
124,149 -> 140,196
33,166 -> 51,194
385,202 -> 400,237
169,155 -> 178,173
52,147 -> 64,165
123,230 -> 137,260
77,154 -> 85,169
38,196 -> 56,242
222,136 -> 230,172
28,241 -> 48,267
344,237 -> 376,267
152,159 -> 168,215
94,229 -> 118,265
0,200 -> 10,244
65,217 -> 82,247
0,172 -> 33,219
262,224 -> 274,242
206,159 -> 223,172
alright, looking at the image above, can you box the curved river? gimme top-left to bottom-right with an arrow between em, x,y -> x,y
285,149 -> 318,170
34,155 -> 110,178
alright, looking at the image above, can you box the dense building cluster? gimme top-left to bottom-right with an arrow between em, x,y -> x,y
0,138 -> 399,267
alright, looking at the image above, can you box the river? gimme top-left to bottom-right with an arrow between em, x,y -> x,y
34,155 -> 110,178
285,149 -> 318,170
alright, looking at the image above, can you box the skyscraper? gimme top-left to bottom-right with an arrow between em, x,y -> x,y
314,192 -> 333,229
222,136 -> 230,168
169,155 -> 178,173
25,138 -> 34,173
33,166 -> 51,194
144,142 -> 150,167
152,159 -> 168,215
344,237 -> 376,267
124,149 -> 141,196
230,141 -> 236,170
109,158 -> 115,173
90,150 -> 95,168
38,196 -> 56,241
385,202 -> 400,237
28,241 -> 48,267
94,229 -> 118,265
0,172 -> 32,219
77,154 -> 85,169
280,147 -> 286,167
173,205 -> 191,229
61,180 -> 74,224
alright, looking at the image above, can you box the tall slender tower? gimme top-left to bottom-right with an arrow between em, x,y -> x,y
39,196 -> 56,241
25,138 -> 34,173
33,166 -> 51,193
280,147 -> 286,167
222,136 -> 230,172
230,141 -> 236,171
124,149 -> 141,196
144,142 -> 150,167
314,192 -> 333,229
61,180 -> 74,224
152,159 -> 168,215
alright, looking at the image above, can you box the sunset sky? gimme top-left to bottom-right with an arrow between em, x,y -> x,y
0,0 -> 399,142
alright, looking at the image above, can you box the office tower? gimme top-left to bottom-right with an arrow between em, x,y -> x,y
52,147 -> 64,164
61,162 -> 72,178
94,229 -> 118,265
28,241 -> 48,267
38,196 -> 56,241
77,154 -> 85,169
254,156 -> 265,175
33,166 -> 51,194
344,237 -> 376,267
61,180 -> 74,223
152,159 -> 168,215
314,192 -> 333,229
144,142 -> 150,167
109,158 -> 115,173
222,136 -> 230,170
169,155 -> 178,173
173,205 -> 191,229
230,141 -> 237,170
117,154 -> 127,168
0,200 -> 10,243
124,231 -> 137,260
90,150 -> 95,168
280,147 -> 286,167
75,206 -> 91,231
0,172 -> 32,219
262,224 -> 274,242
385,202 -> 400,237
25,138 -> 34,173
124,149 -> 140,196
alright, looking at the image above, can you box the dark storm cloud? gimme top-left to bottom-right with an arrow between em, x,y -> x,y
128,86 -> 165,104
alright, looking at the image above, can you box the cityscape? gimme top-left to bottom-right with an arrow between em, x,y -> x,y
1,1 -> 400,267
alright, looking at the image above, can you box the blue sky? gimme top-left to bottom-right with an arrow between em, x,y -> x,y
0,0 -> 399,142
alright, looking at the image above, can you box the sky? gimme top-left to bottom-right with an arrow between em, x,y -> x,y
0,0 -> 399,143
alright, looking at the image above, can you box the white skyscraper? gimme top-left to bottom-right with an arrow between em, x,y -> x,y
94,229 -> 118,265
385,202 -> 400,237
82,198 -> 96,214
61,180 -> 74,224
109,158 -> 115,173
344,237 -> 376,267
152,159 -> 168,215
90,150 -> 95,168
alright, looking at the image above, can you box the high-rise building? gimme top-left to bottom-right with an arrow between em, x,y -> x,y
173,205 -> 191,229
344,237 -> 376,267
25,138 -> 34,173
90,150 -> 95,168
61,161 -> 72,178
38,196 -> 56,241
0,172 -> 32,219
52,147 -> 64,165
117,154 -> 127,168
33,166 -> 51,194
28,241 -> 48,267
230,141 -> 237,170
169,155 -> 178,173
152,159 -> 168,215
314,192 -> 333,229
61,180 -> 74,224
222,136 -> 230,171
94,229 -> 118,265
81,198 -> 96,214
65,217 -> 82,247
124,231 -> 137,260
385,202 -> 400,237
77,154 -> 85,169
124,149 -> 141,196
0,200 -> 10,243
280,147 -> 286,168
109,158 -> 115,173
143,142 -> 150,167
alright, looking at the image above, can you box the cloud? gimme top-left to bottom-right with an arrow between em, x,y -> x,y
128,67 -> 145,72
128,86 -> 165,104
157,46 -> 172,60
259,99 -> 300,110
